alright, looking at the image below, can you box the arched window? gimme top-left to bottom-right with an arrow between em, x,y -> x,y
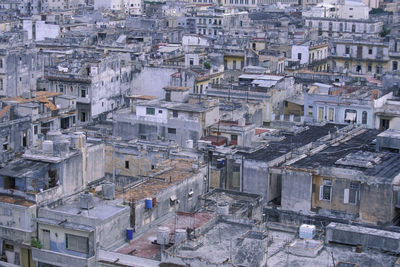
362,111 -> 368,124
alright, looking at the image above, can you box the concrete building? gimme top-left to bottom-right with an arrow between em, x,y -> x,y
45,51 -> 135,124
291,41 -> 329,72
94,0 -> 142,15
115,159 -> 206,234
272,127 -> 400,226
0,104 -> 31,165
0,130 -> 104,266
34,194 -> 130,267
303,83 -> 377,128
0,45 -> 41,98
330,38 -> 389,76
113,88 -> 219,145
303,0 -> 370,20
305,17 -> 383,38
1,91 -> 77,146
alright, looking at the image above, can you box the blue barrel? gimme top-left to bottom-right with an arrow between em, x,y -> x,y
145,198 -> 153,210
126,228 -> 134,240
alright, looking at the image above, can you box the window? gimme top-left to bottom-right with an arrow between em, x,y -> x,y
328,108 -> 334,121
168,128 -> 176,134
345,46 -> 350,55
362,111 -> 367,124
34,125 -> 38,135
81,112 -> 86,122
308,105 -> 313,116
344,183 -> 359,204
368,47 -> 373,55
339,23 -> 343,32
368,64 -> 372,72
81,89 -> 86,98
158,110 -> 162,114
233,60 -> 236,70
59,84 -> 64,93
344,109 -> 357,123
42,229 -> 50,250
318,106 -> 324,122
380,118 -> 390,130
393,61 -> 398,71
173,110 -> 178,118
0,79 -> 3,91
352,24 -> 356,33
146,107 -> 155,115
0,59 -> 2,68
125,160 -> 129,169
66,234 -> 88,254
231,134 -> 238,141
297,53 -> 302,60
319,179 -> 332,201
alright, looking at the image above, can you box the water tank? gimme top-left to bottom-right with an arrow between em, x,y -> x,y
102,183 -> 115,200
79,192 -> 94,210
42,140 -> 54,154
126,228 -> 134,241
216,203 -> 229,215
46,130 -> 62,141
157,227 -> 170,245
186,139 -> 193,149
53,139 -> 70,157
70,132 -> 86,149
299,224 -> 316,239
174,229 -> 186,244
145,198 -> 153,210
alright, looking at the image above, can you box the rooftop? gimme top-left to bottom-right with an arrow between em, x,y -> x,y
243,124 -> 342,162
0,194 -> 36,207
117,211 -> 215,260
289,129 -> 400,181
40,196 -> 128,222
116,159 -> 202,202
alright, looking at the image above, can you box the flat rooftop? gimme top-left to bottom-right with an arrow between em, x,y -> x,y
0,159 -> 49,178
40,197 -> 127,221
265,223 -> 397,267
243,124 -> 342,162
171,220 -> 253,263
117,211 -> 215,260
290,129 -> 400,181
116,159 -> 200,202
0,194 -> 35,207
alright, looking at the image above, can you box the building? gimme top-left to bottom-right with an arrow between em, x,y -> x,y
330,38 -> 389,76
276,128 -> 400,226
0,131 -> 104,266
303,83 -> 377,128
33,193 -> 130,267
113,87 -> 219,145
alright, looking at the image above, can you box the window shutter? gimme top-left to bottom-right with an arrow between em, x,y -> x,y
344,188 -> 349,204
319,186 -> 323,200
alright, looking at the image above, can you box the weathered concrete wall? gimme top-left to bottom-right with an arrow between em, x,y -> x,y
0,117 -> 31,165
359,183 -> 395,225
86,143 -> 105,185
281,170 -> 312,213
131,67 -> 178,98
242,159 -> 269,201
326,222 -> 400,253
0,203 -> 36,244
133,169 -> 206,234
312,175 -> 359,220
95,207 -> 130,249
